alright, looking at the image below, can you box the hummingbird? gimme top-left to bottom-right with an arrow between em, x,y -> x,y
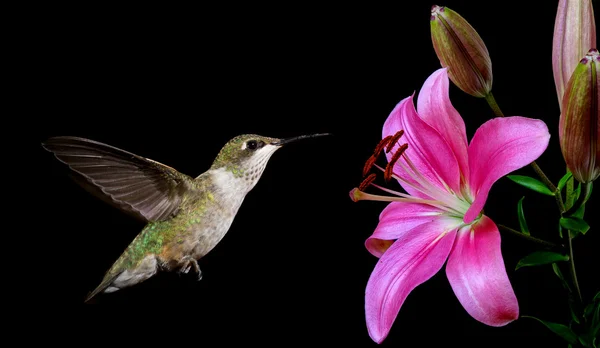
42,133 -> 329,302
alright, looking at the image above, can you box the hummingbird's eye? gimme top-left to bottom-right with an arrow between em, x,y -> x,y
247,140 -> 258,150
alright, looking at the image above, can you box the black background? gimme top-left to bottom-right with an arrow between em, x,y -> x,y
29,0 -> 598,346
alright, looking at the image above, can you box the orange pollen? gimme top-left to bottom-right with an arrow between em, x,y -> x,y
362,155 -> 377,177
359,173 -> 377,191
374,135 -> 393,157
362,135 -> 394,177
384,143 -> 408,181
386,130 -> 405,153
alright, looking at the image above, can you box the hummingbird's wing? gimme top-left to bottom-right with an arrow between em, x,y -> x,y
42,136 -> 194,222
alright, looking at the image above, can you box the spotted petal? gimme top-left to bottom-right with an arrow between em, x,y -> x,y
464,117 -> 550,223
446,215 -> 519,326
365,217 -> 460,343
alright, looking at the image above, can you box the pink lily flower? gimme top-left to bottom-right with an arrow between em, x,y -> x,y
350,68 -> 550,343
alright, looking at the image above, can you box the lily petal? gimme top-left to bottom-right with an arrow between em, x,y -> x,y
383,96 -> 462,196
446,215 -> 519,326
464,117 -> 550,223
365,218 -> 459,343
366,202 -> 445,257
417,68 -> 469,182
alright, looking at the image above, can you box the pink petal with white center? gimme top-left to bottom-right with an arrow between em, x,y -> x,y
446,215 -> 518,326
366,202 -> 444,258
365,217 -> 460,343
417,68 -> 470,182
464,116 -> 550,223
383,96 -> 462,196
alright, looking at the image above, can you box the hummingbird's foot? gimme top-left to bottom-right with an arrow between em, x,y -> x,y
190,259 -> 202,281
179,256 -> 202,281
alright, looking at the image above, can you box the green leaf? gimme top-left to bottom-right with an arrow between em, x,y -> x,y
567,176 -> 575,209
584,303 -> 594,320
560,217 -> 590,234
559,224 -> 564,239
573,203 -> 586,219
568,295 -> 580,324
516,251 -> 569,270
571,182 -> 593,219
552,263 -> 572,292
558,171 -> 573,192
580,334 -> 596,348
593,296 -> 600,338
582,292 -> 600,346
573,183 -> 582,201
517,197 -> 530,235
522,316 -> 578,344
584,298 -> 599,324
507,175 -> 555,196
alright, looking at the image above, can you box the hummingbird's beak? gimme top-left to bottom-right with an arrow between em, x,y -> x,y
270,133 -> 331,146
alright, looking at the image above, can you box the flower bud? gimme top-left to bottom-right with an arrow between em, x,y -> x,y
430,5 -> 492,98
559,49 -> 599,183
552,0 -> 597,110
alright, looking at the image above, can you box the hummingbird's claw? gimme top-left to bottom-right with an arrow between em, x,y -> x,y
191,259 -> 203,281
178,256 -> 202,281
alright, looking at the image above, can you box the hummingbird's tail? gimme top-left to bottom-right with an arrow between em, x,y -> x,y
83,253 -> 160,303
84,286 -> 105,303
84,273 -> 119,303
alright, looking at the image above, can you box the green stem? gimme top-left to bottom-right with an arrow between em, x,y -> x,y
559,182 -> 592,308
529,161 -> 557,192
528,161 -> 566,213
498,224 -> 560,249
560,182 -> 592,306
484,92 -> 503,118
484,92 -> 566,212
565,229 -> 583,303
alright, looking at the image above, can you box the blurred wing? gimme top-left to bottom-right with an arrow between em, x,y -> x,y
43,136 -> 194,222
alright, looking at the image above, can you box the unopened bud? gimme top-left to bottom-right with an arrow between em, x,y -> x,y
560,49 -> 599,183
552,0 -> 597,110
430,5 -> 492,98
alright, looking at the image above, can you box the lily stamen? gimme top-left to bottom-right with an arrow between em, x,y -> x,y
370,183 -> 452,213
386,130 -> 405,153
363,155 -> 378,177
350,187 -> 443,205
371,162 -> 441,204
363,135 -> 394,177
396,154 -> 468,211
374,135 -> 393,157
359,173 -> 377,191
384,143 -> 408,181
